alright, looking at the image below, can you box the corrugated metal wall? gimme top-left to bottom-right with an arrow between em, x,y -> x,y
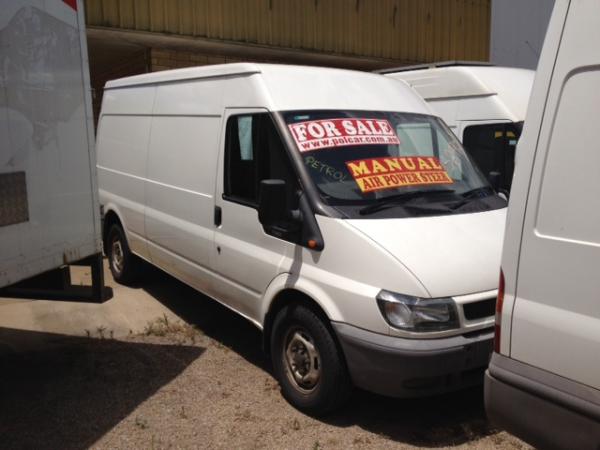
85,0 -> 491,63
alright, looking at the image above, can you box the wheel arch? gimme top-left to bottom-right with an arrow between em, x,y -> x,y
101,206 -> 125,254
261,275 -> 344,357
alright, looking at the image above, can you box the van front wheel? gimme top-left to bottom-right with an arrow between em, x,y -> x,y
106,224 -> 139,284
271,304 -> 351,415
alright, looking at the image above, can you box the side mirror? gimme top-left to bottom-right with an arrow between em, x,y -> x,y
258,179 -> 287,226
488,171 -> 509,199
488,171 -> 501,191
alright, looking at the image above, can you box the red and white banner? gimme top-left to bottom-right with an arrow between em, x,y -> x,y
288,118 -> 400,152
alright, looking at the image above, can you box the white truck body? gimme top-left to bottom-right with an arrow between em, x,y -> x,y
97,63 -> 507,412
0,0 -> 101,288
382,64 -> 535,192
485,1 -> 600,447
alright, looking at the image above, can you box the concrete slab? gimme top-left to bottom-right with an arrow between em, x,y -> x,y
0,259 -> 181,349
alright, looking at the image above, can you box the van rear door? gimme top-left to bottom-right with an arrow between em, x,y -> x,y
510,0 -> 600,390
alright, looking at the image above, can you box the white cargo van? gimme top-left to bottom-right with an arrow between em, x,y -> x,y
380,63 -> 534,193
97,64 -> 507,414
485,0 -> 600,447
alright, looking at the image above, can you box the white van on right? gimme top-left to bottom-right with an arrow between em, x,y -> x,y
485,1 -> 600,449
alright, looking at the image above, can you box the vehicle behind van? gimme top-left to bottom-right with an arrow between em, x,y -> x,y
97,64 -> 506,414
484,1 -> 600,448
380,63 -> 534,194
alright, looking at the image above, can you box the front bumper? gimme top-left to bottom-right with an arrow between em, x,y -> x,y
332,322 -> 493,398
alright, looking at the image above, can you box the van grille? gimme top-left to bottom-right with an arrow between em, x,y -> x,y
463,298 -> 495,321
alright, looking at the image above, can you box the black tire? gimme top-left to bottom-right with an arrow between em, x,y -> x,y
271,304 -> 352,415
106,223 -> 139,284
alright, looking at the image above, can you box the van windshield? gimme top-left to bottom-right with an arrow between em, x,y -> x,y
283,110 -> 505,218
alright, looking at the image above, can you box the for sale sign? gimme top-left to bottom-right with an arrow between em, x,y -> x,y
346,156 -> 453,193
288,118 -> 400,152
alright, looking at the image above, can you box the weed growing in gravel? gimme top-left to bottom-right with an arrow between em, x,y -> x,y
143,314 -> 202,344
84,327 -> 114,339
179,406 -> 188,419
135,416 -> 149,430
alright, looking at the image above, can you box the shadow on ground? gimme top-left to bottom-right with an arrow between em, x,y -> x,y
0,327 -> 204,450
138,264 -> 498,448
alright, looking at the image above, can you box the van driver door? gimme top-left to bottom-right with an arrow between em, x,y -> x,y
212,109 -> 298,323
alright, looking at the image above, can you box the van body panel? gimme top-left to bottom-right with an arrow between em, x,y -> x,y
386,66 -> 533,126
97,84 -> 157,259
347,208 -> 506,298
485,0 -> 600,445
96,113 -> 154,259
212,196 -> 292,321
100,85 -> 157,115
260,66 -> 430,113
497,0 -> 571,355
486,354 -> 600,450
509,0 -> 600,390
105,63 -> 262,89
145,115 -> 219,290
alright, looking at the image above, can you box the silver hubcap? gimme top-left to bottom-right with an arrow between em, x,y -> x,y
284,328 -> 321,391
111,238 -> 124,274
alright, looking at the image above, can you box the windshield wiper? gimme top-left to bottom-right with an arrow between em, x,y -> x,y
460,186 -> 495,199
359,189 -> 456,216
449,186 -> 496,211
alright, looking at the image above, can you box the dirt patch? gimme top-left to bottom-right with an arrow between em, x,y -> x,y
0,323 -> 528,450
0,267 -> 529,449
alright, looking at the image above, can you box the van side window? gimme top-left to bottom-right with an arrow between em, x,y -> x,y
463,124 -> 519,191
237,116 -> 253,160
224,113 -> 297,206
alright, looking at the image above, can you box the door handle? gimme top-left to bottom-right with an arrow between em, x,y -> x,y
214,206 -> 222,226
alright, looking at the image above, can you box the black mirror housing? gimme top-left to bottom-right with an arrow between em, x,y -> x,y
488,171 -> 501,190
258,180 -> 324,252
258,179 -> 287,226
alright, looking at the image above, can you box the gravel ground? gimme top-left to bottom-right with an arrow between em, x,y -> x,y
0,267 -> 529,450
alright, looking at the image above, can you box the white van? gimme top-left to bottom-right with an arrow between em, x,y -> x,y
484,0 -> 600,447
96,64 -> 507,414
381,63 -> 534,193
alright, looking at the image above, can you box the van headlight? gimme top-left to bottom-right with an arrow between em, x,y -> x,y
376,290 -> 459,332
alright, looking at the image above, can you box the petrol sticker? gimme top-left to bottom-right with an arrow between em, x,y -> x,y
288,118 -> 400,152
305,156 -> 349,181
346,156 -> 454,193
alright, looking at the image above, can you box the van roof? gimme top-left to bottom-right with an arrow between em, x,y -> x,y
383,65 -> 534,100
376,60 -> 494,75
105,63 -> 263,88
384,65 -> 535,122
103,63 -> 433,116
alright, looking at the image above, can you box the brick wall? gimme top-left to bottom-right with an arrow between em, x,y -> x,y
150,49 -> 247,72
91,48 -> 149,126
